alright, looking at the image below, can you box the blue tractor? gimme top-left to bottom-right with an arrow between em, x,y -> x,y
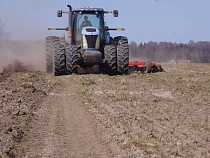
46,4 -> 129,76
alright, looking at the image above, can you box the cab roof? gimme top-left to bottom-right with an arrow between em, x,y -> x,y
73,8 -> 104,12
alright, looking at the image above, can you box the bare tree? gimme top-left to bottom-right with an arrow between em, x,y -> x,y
129,41 -> 138,59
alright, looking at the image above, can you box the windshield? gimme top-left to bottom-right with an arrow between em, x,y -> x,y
76,13 -> 101,30
73,12 -> 104,45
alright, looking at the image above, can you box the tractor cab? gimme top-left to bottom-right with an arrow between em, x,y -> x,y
72,8 -> 106,49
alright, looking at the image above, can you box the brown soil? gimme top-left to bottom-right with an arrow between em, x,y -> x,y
0,63 -> 210,157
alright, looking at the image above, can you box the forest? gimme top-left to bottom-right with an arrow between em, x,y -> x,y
129,41 -> 210,63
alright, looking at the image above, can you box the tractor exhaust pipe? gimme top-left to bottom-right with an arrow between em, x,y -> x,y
67,5 -> 72,44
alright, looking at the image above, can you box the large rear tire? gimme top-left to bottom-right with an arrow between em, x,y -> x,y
53,45 -> 60,76
104,45 -> 117,76
58,45 -> 66,75
114,36 -> 128,46
66,44 -> 78,75
115,36 -> 129,75
60,36 -> 66,46
53,45 -> 66,76
45,36 -> 60,73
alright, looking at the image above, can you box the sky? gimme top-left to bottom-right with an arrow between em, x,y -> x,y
0,0 -> 210,43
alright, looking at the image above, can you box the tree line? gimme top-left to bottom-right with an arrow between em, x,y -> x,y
129,41 -> 210,63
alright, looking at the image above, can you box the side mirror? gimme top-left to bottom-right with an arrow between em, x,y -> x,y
57,10 -> 62,17
113,10 -> 118,17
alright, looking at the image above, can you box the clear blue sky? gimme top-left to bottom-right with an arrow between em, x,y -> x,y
0,0 -> 210,43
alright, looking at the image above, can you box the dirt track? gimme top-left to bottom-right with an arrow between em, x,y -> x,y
0,63 -> 210,157
23,76 -> 114,158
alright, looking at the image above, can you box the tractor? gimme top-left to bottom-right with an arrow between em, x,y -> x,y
46,4 -> 129,76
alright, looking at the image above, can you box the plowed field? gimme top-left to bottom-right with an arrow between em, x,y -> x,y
0,63 -> 210,157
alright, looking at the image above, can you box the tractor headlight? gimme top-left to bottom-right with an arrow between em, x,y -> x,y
82,35 -> 88,49
95,35 -> 100,49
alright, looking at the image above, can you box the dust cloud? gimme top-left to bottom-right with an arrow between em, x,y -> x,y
0,39 -> 46,73
0,2 -> 50,73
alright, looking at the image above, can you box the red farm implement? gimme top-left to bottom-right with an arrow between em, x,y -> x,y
129,60 -> 164,74
2,59 -> 35,74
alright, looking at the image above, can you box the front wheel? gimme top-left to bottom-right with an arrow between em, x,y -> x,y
114,36 -> 129,75
116,45 -> 129,75
104,45 -> 117,76
66,44 -> 78,75
53,45 -> 66,76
